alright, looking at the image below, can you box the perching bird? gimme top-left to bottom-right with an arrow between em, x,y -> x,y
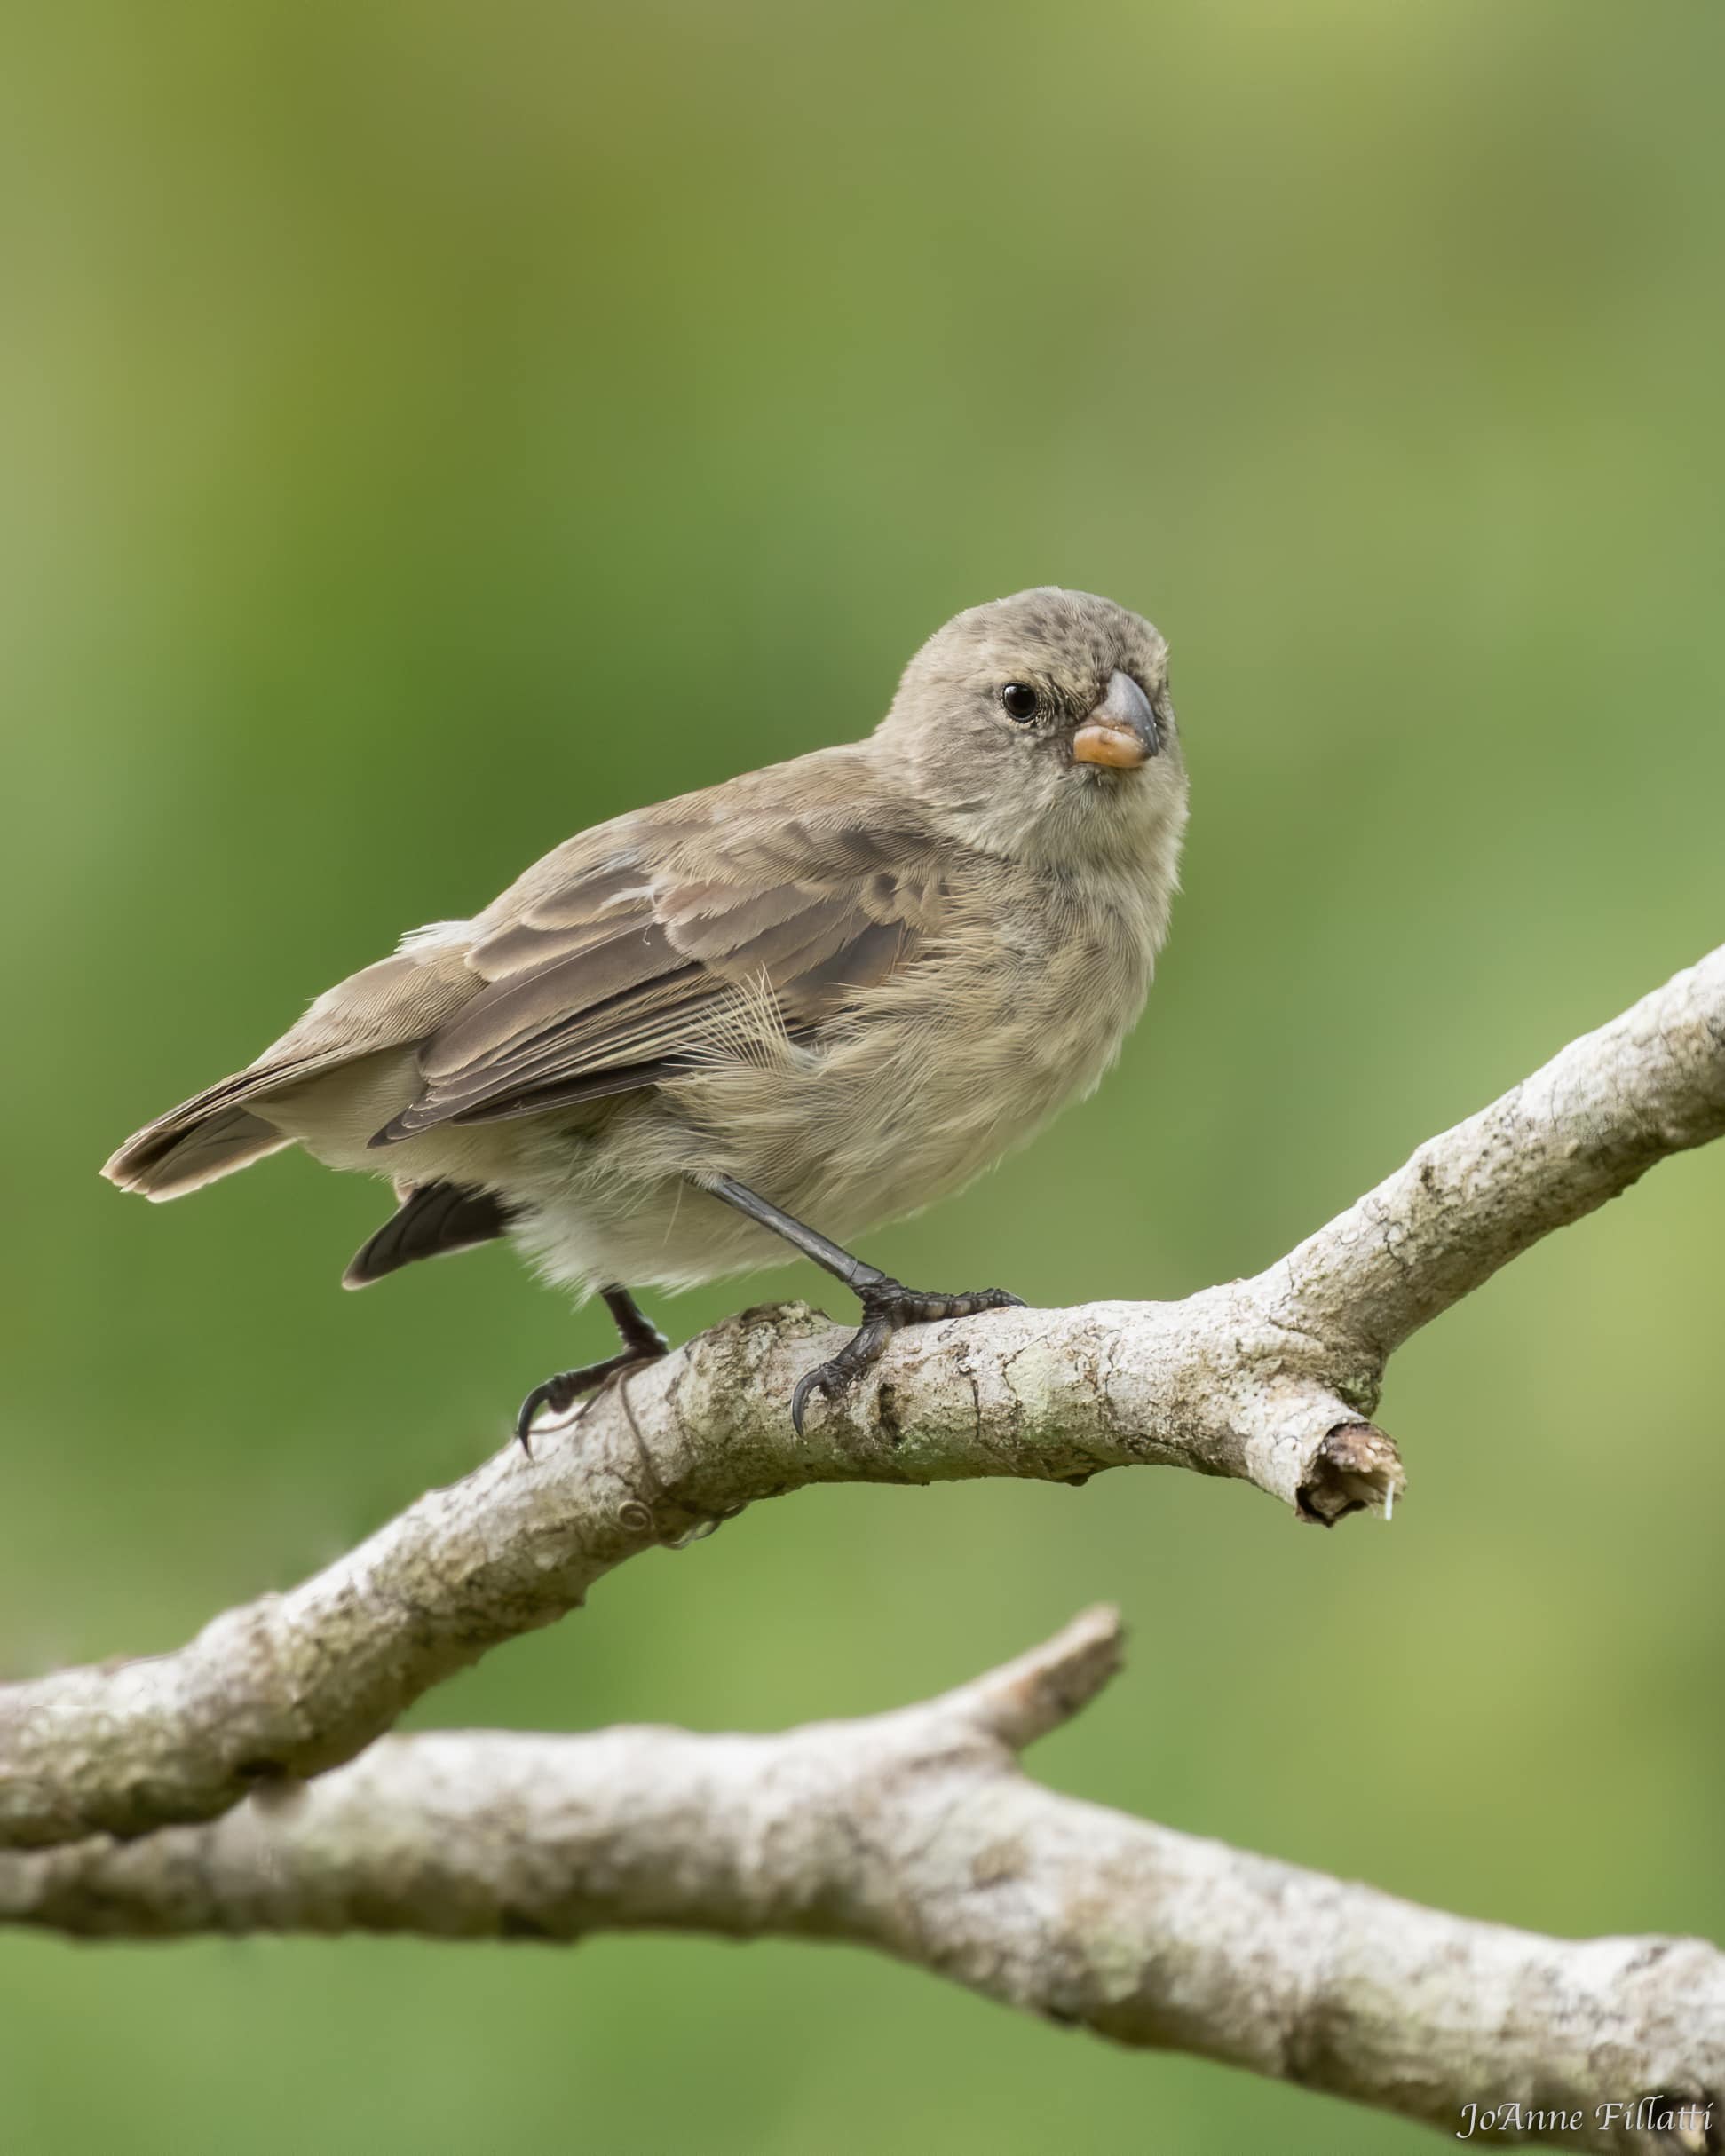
105,588 -> 1189,1440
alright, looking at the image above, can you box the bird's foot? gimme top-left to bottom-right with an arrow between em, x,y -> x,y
790,1279 -> 1025,1436
515,1347 -> 664,1456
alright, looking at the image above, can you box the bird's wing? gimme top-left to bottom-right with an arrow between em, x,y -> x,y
372,759 -> 944,1144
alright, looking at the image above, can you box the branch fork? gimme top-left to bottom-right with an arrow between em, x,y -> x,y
4,1610 -> 1719,2152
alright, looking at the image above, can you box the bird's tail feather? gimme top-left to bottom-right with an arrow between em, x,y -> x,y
343,1181 -> 513,1287
103,1102 -> 293,1199
103,1033 -> 393,1197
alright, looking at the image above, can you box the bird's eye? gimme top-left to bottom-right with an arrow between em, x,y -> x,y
1001,683 -> 1040,723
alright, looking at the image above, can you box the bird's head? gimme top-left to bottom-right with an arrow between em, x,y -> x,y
874,588 -> 1189,875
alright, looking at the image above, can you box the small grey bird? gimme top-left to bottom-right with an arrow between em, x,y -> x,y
105,588 -> 1189,1440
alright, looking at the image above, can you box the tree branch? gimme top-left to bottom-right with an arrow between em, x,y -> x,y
1269,940 -> 1725,1357
4,1610 -> 1718,2153
3,944 -> 1721,1851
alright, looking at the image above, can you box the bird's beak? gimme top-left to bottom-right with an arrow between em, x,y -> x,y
1071,670 -> 1161,769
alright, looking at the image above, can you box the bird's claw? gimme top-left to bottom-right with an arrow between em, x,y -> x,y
790,1362 -> 844,1436
789,1280 -> 1027,1435
515,1372 -> 587,1455
514,1350 -> 659,1455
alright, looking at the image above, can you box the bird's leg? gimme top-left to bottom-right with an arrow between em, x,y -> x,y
600,1283 -> 671,1361
700,1175 -> 1025,1434
515,1284 -> 669,1454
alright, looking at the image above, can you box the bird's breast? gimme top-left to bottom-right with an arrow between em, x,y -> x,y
667,875 -> 1162,1239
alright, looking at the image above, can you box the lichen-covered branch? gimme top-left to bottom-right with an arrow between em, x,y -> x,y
4,1611 -> 1718,2154
2,943 -> 1721,1852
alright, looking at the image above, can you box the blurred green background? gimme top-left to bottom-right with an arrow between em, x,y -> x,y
4,0 -> 1723,2147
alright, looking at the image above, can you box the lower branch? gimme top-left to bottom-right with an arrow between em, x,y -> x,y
3,1611 -> 1717,2153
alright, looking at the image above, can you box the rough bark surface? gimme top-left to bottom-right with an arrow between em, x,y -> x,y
3,1612 -> 1718,2155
